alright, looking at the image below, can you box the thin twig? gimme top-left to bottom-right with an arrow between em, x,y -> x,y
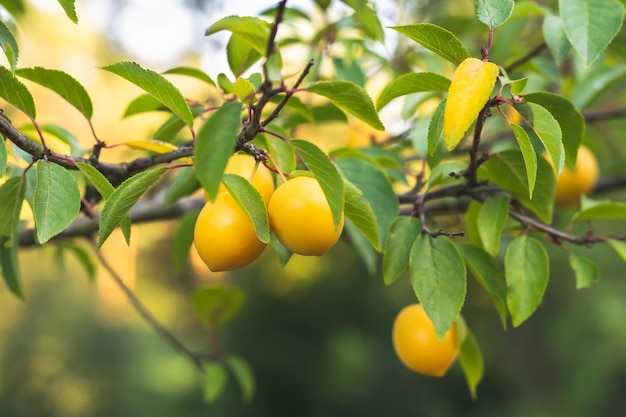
505,42 -> 547,73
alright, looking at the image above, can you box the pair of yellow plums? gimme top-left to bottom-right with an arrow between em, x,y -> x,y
193,153 -> 343,272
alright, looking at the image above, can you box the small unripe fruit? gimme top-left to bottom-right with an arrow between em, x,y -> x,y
553,145 -> 599,206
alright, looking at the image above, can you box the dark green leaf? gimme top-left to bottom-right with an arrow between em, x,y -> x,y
34,161 -> 81,244
344,219 -> 378,275
475,0 -> 515,27
0,138 -> 5,175
477,196 -> 510,256
102,61 -> 194,127
459,328 -> 484,400
428,99 -> 446,156
16,67 -> 93,119
258,126 -> 297,174
505,235 -> 549,327
515,102 -> 564,175
221,173 -> 270,244
57,0 -> 78,23
0,65 -> 35,118
0,20 -> 19,73
376,72 -> 450,110
570,65 -> 626,110
162,66 -> 215,87
307,80 -> 384,130
194,101 -> 243,201
568,254 -> 599,289
123,94 -> 167,118
98,167 -> 167,246
193,284 -> 245,327
291,139 -> 344,229
64,241 -> 97,282
343,179 -> 380,251
0,176 -> 26,237
226,356 -> 255,402
390,24 -> 471,65
410,234 -> 466,339
0,235 -> 22,298
382,216 -> 421,285
203,362 -> 228,403
163,167 -> 200,204
172,211 -> 200,272
510,123 -> 537,197
559,0 -> 625,65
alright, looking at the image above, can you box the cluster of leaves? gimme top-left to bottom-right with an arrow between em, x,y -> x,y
2,0 -> 626,401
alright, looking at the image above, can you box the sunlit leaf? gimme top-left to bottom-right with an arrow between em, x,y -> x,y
162,66 -> 215,87
568,254 -> 599,289
343,179 -> 380,252
427,99 -> 446,156
459,328 -> 483,400
221,173 -> 270,244
123,94 -> 166,118
233,77 -> 257,104
57,0 -> 77,23
123,140 -> 192,163
203,362 -> 228,403
390,24 -> 471,65
0,65 -> 35,118
0,176 -> 26,237
376,72 -> 450,110
0,20 -> 19,73
206,16 -> 270,54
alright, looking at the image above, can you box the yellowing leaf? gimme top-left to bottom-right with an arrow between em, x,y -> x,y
443,58 -> 498,150
123,140 -> 192,163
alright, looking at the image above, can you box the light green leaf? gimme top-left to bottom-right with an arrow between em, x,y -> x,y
0,235 -> 22,298
193,284 -> 245,328
172,211 -> 200,272
568,254 -> 599,289
510,123 -> 537,197
102,61 -> 194,127
0,137 -> 5,175
63,241 -> 97,282
203,362 -> 228,403
227,34 -> 263,77
98,167 -> 167,246
258,126 -> 297,174
20,124 -> 84,156
221,173 -> 270,244
0,20 -> 19,73
123,94 -> 166,118
344,219 -> 378,275
478,196 -> 510,256
459,329 -> 484,400
570,65 -> 626,110
164,167 -> 201,204
335,158 -> 399,245
524,92 -> 583,169
505,235 -> 549,327
226,356 -> 255,402
16,67 -> 93,120
382,216 -> 421,285
0,176 -> 26,238
162,66 -> 215,87
608,239 -> 626,262
475,0 -> 515,27
205,16 -> 270,54
410,234 -> 466,339
233,77 -> 257,104
464,201 -> 483,247
194,101 -> 243,201
0,65 -> 35,118
390,24 -> 471,65
307,80 -> 384,130
572,198 -> 626,221
34,161 -> 81,244
480,150 -> 555,224
376,72 -> 450,110
559,0 -> 625,65
542,15 -> 571,64
457,243 -> 508,328
427,99 -> 446,156
342,0 -> 385,41
57,0 -> 78,23
291,139 -> 344,230
343,179 -> 380,252
515,102 -> 564,175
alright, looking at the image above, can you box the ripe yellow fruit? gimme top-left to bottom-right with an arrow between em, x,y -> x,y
194,192 -> 266,272
392,304 -> 460,377
214,153 -> 275,205
553,145 -> 599,206
268,176 -> 344,256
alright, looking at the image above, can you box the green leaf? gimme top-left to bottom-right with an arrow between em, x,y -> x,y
172,211 -> 200,272
0,20 -> 19,73
570,65 -> 626,110
459,329 -> 484,400
203,362 -> 228,403
335,158 -> 399,245
217,73 -> 235,94
205,16 -> 270,54
33,161 -> 81,244
344,219 -> 378,275
102,61 -> 194,127
194,101 -> 243,201
307,80 -> 384,130
390,24 -> 471,65
608,239 -> 626,262
515,102 -> 564,175
382,216 -> 421,285
0,0 -> 25,19
510,123 -> 537,197
233,77 -> 257,104
477,196 -> 510,256
193,284 -> 245,327
221,173 -> 270,244
258,126 -> 297,174
227,34 -> 263,77
427,99 -> 446,156
568,254 -> 599,289
163,167 -> 201,204
75,162 -> 115,199
464,201 -> 483,247
291,139 -> 344,230
542,15 -> 571,64
572,198 -> 626,221
524,92 -> 583,169
505,236 -> 549,327
475,0 -> 515,27
21,124 -> 84,156
343,179 -> 380,251
0,65 -> 35,118
342,0 -> 385,41
162,66 -> 215,87
0,138 -> 5,176
226,356 -> 255,402
123,94 -> 166,118
410,234 -> 466,339
0,235 -> 22,298
98,167 -> 167,246
57,0 -> 78,23
457,243 -> 508,328
16,67 -> 93,120
63,241 -> 97,282
0,176 -> 26,238
480,150 -> 555,224
376,72 -> 450,110
559,0 -> 625,65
